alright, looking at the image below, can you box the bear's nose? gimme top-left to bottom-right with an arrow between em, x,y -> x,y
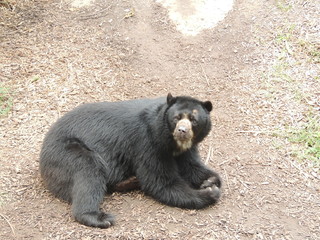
178,126 -> 187,133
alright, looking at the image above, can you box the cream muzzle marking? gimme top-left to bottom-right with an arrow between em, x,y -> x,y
173,118 -> 194,152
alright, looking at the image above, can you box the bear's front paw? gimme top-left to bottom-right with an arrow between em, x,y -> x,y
200,175 -> 221,189
200,185 -> 220,202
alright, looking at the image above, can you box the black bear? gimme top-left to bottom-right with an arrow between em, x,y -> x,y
39,93 -> 221,228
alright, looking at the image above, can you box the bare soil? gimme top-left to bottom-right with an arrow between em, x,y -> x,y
0,0 -> 319,239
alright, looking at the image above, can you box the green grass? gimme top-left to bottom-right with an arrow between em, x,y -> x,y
266,19 -> 320,169
0,192 -> 7,207
285,116 -> 320,167
275,0 -> 292,11
298,39 -> 320,64
0,85 -> 12,116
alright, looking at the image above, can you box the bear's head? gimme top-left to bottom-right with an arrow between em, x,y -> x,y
166,93 -> 212,153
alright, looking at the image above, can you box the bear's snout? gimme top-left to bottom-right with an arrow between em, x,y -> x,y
178,125 -> 187,133
173,119 -> 193,143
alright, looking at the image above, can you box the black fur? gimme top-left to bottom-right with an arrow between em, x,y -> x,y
39,94 -> 221,228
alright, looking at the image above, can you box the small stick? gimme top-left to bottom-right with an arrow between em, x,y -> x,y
205,145 -> 212,165
223,167 -> 231,193
201,65 -> 210,87
78,5 -> 112,21
235,130 -> 268,134
0,213 -> 15,236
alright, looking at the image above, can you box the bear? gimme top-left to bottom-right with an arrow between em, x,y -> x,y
39,93 -> 221,228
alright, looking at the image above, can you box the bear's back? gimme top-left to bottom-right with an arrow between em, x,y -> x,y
43,96 -> 166,147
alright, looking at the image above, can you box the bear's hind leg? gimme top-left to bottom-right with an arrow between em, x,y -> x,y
71,171 -> 114,228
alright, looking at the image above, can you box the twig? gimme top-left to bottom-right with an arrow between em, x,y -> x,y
239,179 -> 249,189
291,161 -> 310,179
0,213 -> 15,236
285,41 -> 293,55
201,65 -> 210,87
0,0 -> 13,10
123,8 -> 135,20
223,167 -> 231,193
218,159 -> 230,166
235,130 -> 272,136
77,5 -> 112,21
205,145 -> 212,165
235,130 -> 266,133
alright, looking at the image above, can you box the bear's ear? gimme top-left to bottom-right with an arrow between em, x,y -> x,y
202,101 -> 212,112
167,93 -> 176,105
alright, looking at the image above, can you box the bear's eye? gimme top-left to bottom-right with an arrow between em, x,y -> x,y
190,116 -> 198,126
173,115 -> 181,123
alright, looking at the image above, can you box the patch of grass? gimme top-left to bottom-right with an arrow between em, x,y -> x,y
298,39 -> 320,64
275,24 -> 319,64
0,85 -> 13,116
272,62 -> 292,82
285,116 -> 320,167
276,25 -> 295,43
265,22 -> 320,169
0,192 -> 8,207
275,0 -> 292,11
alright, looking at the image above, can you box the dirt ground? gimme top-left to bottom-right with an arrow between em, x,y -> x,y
0,0 -> 319,239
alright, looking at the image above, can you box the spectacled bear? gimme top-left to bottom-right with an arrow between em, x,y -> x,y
39,93 -> 221,228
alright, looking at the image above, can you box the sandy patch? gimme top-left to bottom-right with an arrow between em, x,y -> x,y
69,0 -> 94,8
68,0 -> 233,35
157,0 -> 234,35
